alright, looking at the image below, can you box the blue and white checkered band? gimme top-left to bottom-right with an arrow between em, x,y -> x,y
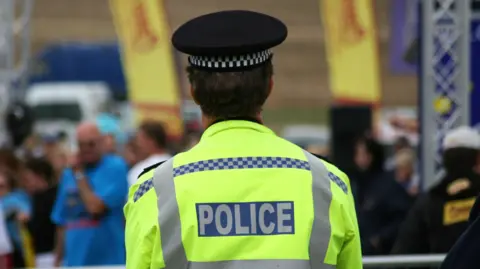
188,50 -> 272,70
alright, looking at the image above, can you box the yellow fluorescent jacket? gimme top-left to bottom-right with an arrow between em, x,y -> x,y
124,120 -> 362,269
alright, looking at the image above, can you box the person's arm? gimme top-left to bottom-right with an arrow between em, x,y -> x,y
16,194 -> 32,223
53,227 -> 64,267
391,195 -> 429,254
336,172 -> 363,269
75,169 -> 108,215
51,174 -> 67,265
75,158 -> 129,215
125,170 -> 163,269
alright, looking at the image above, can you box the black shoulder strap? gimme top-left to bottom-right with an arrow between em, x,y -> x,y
137,161 -> 166,179
309,152 -> 330,163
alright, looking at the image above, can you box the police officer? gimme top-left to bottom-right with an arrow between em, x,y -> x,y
124,10 -> 362,269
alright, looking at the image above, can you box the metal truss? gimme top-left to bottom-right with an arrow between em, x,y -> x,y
420,0 -> 471,189
0,0 -> 33,89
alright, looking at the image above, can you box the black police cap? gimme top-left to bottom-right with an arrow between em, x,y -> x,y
172,10 -> 288,71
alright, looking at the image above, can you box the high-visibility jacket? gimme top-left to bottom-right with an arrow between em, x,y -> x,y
124,120 -> 362,269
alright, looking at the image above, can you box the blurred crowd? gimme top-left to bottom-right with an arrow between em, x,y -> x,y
0,118 -> 201,268
0,119 -> 478,268
350,125 -> 480,266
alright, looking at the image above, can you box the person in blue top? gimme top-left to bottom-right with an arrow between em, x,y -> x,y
51,122 -> 128,267
0,171 -> 31,268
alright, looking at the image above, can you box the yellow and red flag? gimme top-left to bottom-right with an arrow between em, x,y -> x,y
110,0 -> 183,139
320,0 -> 381,106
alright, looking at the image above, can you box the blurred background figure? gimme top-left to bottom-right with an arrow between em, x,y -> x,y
0,170 -> 32,268
16,134 -> 43,160
44,145 -> 68,184
0,205 -> 12,269
50,122 -> 128,267
128,120 -> 171,186
122,135 -> 139,169
0,149 -> 22,177
4,102 -> 35,151
352,135 -> 412,255
182,131 -> 202,151
23,158 -> 57,268
96,113 -> 124,155
393,148 -> 419,197
41,133 -> 59,157
392,126 -> 480,255
385,136 -> 412,171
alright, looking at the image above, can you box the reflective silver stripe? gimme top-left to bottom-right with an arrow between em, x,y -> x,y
187,259 -> 334,269
303,151 -> 334,269
152,158 -> 188,269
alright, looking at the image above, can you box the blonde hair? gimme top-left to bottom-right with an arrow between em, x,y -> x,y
395,148 -> 415,168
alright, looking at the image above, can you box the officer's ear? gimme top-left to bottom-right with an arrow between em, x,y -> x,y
190,85 -> 200,105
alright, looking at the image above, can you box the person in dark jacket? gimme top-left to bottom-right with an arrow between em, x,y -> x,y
22,158 -> 57,267
352,136 -> 412,255
440,193 -> 480,269
392,126 -> 480,255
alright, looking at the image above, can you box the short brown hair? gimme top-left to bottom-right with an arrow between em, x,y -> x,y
24,157 -> 55,185
0,148 -> 21,174
187,60 -> 273,118
138,120 -> 167,148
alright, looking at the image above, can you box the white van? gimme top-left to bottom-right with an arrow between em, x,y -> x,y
25,82 -> 112,146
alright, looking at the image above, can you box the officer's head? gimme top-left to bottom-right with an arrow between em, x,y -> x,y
186,60 -> 273,120
442,126 -> 480,175
172,10 -> 287,123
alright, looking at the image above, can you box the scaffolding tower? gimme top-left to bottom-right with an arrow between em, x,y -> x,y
0,0 -> 33,101
420,0 -> 471,190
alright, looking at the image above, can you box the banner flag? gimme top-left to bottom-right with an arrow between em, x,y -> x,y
110,0 -> 183,138
390,0 -> 418,74
320,0 -> 381,105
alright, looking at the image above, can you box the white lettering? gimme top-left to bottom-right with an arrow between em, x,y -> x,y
259,203 -> 275,234
250,203 -> 257,234
234,204 -> 249,234
198,205 -> 213,235
277,203 -> 293,233
215,205 -> 233,235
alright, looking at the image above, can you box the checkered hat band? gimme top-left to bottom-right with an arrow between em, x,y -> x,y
188,50 -> 272,70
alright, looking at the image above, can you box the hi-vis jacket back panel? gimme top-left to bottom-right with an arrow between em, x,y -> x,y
124,120 -> 362,269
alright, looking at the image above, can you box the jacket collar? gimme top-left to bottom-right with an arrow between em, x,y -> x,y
201,118 -> 275,141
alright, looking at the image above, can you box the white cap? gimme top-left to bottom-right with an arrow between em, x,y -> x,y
443,126 -> 480,150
